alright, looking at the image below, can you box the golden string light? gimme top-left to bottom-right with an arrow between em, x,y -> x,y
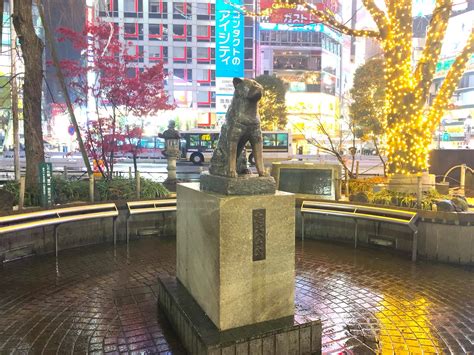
229,0 -> 474,175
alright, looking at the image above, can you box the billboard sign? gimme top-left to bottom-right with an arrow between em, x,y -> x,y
215,0 -> 244,78
259,0 -> 341,25
215,0 -> 244,120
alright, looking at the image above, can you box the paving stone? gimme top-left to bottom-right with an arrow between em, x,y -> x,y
0,237 -> 472,353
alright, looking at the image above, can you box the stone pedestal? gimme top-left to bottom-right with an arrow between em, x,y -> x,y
200,172 -> 276,195
176,183 -> 295,331
388,172 -> 436,193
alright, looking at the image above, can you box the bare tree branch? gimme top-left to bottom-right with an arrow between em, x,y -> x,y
428,28 -> 474,130
414,0 -> 453,96
361,0 -> 389,38
304,3 -> 381,39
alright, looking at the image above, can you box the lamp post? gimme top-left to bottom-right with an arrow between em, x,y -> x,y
159,120 -> 181,191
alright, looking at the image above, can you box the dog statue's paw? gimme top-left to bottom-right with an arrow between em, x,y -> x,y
258,171 -> 268,177
229,170 -> 238,178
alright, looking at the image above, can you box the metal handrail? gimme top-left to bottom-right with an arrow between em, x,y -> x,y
301,201 -> 419,261
126,198 -> 176,244
442,164 -> 474,183
0,203 -> 119,258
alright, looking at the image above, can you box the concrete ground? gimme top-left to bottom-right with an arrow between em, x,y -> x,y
0,237 -> 472,354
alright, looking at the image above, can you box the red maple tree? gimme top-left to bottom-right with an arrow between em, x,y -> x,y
57,21 -> 174,179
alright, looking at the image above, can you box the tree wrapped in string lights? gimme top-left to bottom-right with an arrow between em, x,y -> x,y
240,0 -> 474,175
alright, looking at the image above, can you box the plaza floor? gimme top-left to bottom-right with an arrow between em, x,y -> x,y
0,237 -> 473,354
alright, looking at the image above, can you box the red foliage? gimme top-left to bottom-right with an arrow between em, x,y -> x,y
57,21 -> 174,178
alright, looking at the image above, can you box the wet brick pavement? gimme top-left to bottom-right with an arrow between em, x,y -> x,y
0,237 -> 473,354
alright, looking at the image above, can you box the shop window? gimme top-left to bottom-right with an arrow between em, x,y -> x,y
197,25 -> 214,41
125,45 -> 144,63
126,67 -> 138,78
149,0 -> 167,18
173,68 -> 193,83
196,3 -> 214,20
173,24 -> 192,41
149,45 -> 168,62
149,24 -> 167,41
99,0 -> 118,17
173,46 -> 192,63
124,0 -> 143,18
197,91 -> 211,107
173,2 -> 191,19
124,23 -> 143,40
197,47 -> 210,62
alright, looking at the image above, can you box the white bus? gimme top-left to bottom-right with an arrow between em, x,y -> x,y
180,130 -> 293,164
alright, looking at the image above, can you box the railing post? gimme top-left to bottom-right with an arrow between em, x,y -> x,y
129,166 -> 132,180
460,164 -> 466,195
63,166 -> 68,179
136,171 -> 141,199
19,176 -> 25,211
416,174 -> 422,209
89,174 -> 95,203
344,167 -> 350,198
355,160 -> 360,179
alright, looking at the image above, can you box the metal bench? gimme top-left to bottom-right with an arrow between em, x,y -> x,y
300,201 -> 419,261
0,203 -> 118,258
126,199 -> 176,244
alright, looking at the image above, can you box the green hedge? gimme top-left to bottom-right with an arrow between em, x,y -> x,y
2,176 -> 169,206
350,188 -> 448,210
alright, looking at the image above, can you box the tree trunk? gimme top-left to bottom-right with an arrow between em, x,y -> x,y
133,154 -> 138,177
10,0 -> 20,182
0,0 -> 4,43
373,137 -> 386,177
13,0 -> 44,193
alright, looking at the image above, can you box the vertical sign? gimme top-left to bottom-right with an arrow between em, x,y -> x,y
39,162 -> 53,207
252,209 -> 266,261
215,0 -> 244,124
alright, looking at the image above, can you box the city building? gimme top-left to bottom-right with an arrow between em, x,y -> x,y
94,0 -> 257,130
430,3 -> 474,149
255,0 -> 343,153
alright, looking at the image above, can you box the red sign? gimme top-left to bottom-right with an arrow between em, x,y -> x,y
260,0 -> 340,25
51,103 -> 67,117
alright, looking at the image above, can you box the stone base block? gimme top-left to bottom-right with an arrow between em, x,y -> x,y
388,173 -> 435,193
200,172 -> 276,195
157,277 -> 322,355
177,183 -> 295,331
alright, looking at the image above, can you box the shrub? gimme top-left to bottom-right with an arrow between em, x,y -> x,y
349,176 -> 387,194
1,176 -> 169,206
369,189 -> 449,210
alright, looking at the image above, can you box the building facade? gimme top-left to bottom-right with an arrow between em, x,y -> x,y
95,0 -> 256,129
430,5 -> 474,149
256,0 -> 343,152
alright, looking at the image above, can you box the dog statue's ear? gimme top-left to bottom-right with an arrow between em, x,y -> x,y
233,77 -> 243,88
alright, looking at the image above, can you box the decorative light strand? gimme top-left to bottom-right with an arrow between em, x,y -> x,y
231,0 -> 474,175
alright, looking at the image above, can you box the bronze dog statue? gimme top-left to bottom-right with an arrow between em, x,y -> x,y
209,78 -> 266,178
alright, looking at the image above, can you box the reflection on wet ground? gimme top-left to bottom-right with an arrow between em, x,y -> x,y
0,237 -> 472,354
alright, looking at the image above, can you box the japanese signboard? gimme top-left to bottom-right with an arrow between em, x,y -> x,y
39,162 -> 53,207
216,0 -> 244,123
259,0 -> 341,25
216,0 -> 244,77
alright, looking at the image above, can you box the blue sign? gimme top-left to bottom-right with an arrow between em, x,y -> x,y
259,22 -> 342,41
215,0 -> 244,78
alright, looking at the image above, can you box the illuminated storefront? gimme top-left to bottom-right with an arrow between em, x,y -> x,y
431,9 -> 474,149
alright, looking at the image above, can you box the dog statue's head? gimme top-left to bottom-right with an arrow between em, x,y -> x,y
233,77 -> 263,102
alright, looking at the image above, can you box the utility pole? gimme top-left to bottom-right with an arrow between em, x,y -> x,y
10,0 -> 20,181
